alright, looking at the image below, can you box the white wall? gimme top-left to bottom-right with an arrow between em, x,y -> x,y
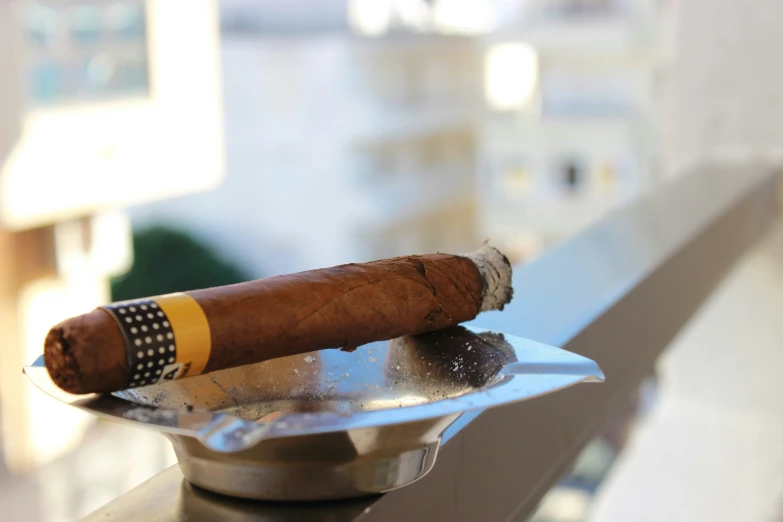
130,35 -> 481,277
662,0 -> 783,175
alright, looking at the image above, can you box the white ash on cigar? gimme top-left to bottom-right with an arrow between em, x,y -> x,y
465,243 -> 514,312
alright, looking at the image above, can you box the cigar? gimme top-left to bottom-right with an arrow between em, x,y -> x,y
44,245 -> 513,394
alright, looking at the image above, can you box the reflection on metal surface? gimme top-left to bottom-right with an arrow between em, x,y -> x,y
177,480 -> 375,522
25,325 -> 602,500
81,465 -> 375,522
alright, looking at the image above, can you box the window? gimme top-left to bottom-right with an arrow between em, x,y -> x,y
503,164 -> 534,196
541,69 -> 635,118
68,4 -> 102,43
23,0 -> 149,106
105,2 -> 145,39
558,157 -> 587,193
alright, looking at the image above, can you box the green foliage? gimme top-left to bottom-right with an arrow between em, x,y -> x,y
111,225 -> 251,301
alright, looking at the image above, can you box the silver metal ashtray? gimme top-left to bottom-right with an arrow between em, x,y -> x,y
25,325 -> 604,501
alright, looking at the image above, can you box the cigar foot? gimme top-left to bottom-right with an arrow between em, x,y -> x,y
44,309 -> 129,394
44,327 -> 83,394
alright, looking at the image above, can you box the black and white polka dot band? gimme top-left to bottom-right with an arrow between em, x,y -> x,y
102,293 -> 212,389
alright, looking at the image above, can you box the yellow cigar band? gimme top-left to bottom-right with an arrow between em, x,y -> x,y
102,292 -> 211,388
154,293 -> 211,378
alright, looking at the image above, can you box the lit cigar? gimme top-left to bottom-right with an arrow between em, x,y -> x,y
44,245 -> 513,394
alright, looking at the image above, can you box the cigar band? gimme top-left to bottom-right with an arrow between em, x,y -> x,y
102,293 -> 211,388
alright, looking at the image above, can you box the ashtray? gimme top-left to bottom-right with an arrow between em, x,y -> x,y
25,325 -> 603,501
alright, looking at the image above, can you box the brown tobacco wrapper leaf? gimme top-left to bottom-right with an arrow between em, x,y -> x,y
44,245 -> 513,394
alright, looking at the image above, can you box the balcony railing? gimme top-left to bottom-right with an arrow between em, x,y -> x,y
79,163 -> 780,522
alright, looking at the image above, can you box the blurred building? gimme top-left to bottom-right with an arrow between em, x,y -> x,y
132,0 -> 664,275
131,0 -> 482,276
0,1 -> 223,520
478,0 -> 662,261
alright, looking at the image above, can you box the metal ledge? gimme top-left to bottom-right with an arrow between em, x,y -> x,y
82,164 -> 781,522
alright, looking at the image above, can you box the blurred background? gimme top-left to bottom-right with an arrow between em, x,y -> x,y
1,0 -> 782,521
